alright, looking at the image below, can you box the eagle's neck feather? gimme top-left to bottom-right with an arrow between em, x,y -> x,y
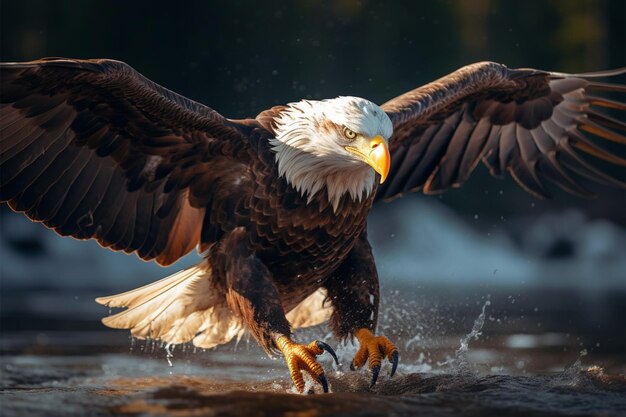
269,101 -> 376,212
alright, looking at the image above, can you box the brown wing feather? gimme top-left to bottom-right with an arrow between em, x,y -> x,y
376,61 -> 626,201
0,58 -> 254,265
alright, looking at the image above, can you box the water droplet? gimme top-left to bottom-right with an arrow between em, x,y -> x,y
165,343 -> 175,367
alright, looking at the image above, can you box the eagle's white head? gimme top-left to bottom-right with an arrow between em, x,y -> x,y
269,96 -> 393,211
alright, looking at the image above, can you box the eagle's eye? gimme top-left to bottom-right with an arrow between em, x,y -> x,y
343,127 -> 357,140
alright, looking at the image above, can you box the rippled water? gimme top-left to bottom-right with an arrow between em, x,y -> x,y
2,345 -> 624,417
1,287 -> 625,417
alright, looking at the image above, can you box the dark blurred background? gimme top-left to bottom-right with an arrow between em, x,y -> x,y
2,0 -> 624,222
0,0 -> 624,359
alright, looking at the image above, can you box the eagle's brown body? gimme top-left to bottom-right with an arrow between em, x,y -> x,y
1,58 -> 624,391
204,115 -> 377,349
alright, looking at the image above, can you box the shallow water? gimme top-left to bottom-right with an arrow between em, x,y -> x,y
1,287 -> 625,417
2,346 -> 624,417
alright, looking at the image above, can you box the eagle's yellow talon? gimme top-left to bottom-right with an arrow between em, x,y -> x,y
351,328 -> 399,388
277,336 -> 338,393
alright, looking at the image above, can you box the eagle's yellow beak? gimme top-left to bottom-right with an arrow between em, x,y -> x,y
345,135 -> 391,184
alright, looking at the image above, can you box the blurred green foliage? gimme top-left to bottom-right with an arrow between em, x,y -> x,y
1,0 -> 624,224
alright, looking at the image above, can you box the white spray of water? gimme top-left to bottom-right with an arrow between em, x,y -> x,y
552,348 -> 590,387
438,299 -> 491,372
165,343 -> 175,367
404,334 -> 422,350
458,300 -> 490,357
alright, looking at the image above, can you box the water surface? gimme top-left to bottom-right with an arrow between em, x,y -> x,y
1,287 -> 624,417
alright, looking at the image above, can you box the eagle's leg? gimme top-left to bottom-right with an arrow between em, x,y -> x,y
275,336 -> 339,393
325,232 -> 399,388
350,328 -> 399,387
220,228 -> 337,393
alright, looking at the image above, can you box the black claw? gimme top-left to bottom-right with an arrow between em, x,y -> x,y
390,351 -> 399,377
350,361 -> 356,371
316,340 -> 339,366
370,365 -> 380,388
318,373 -> 329,393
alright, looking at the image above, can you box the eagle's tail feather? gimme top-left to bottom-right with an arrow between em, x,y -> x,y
285,288 -> 333,329
95,263 -> 333,349
95,263 -> 245,349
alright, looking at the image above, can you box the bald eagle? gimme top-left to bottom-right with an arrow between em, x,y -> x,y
1,59 -> 624,393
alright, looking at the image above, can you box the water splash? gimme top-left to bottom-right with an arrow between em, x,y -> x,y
566,349 -> 587,373
439,299 -> 491,373
552,349 -> 589,388
458,300 -> 490,358
404,330 -> 424,350
165,343 -> 175,367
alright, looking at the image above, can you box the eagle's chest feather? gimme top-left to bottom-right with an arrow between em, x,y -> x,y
248,173 -> 374,286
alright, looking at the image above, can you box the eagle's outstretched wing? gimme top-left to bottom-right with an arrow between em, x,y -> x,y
0,58 -> 253,265
376,61 -> 625,201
